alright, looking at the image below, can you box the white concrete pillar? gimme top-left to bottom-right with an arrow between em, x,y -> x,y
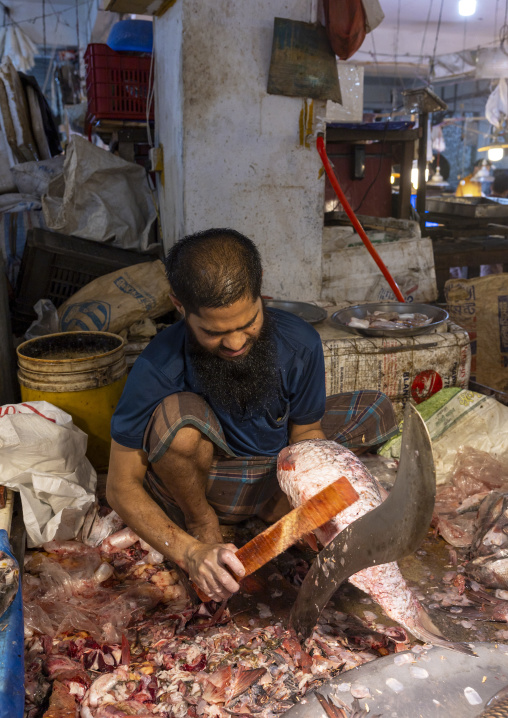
154,0 -> 325,300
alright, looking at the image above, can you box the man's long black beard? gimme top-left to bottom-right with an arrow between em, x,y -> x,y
186,309 -> 280,415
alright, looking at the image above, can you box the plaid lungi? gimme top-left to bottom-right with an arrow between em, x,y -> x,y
143,390 -> 396,524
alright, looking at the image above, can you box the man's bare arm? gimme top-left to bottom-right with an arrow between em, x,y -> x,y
289,420 -> 326,444
106,440 -> 245,600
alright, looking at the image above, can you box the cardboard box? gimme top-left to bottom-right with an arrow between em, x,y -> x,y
445,274 -> 508,392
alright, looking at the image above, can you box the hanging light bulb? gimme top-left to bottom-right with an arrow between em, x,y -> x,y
458,0 -> 476,16
488,147 -> 504,162
411,162 -> 430,190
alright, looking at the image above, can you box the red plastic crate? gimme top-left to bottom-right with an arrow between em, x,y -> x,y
84,43 -> 154,122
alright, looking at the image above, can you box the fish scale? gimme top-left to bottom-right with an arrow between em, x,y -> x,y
479,699 -> 508,717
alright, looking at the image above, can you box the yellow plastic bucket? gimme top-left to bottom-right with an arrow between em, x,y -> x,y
17,331 -> 127,472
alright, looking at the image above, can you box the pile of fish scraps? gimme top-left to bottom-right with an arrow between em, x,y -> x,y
23,443 -> 508,718
23,510 -> 421,718
348,311 -> 432,330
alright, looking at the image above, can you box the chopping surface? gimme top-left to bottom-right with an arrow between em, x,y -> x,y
284,642 -> 508,717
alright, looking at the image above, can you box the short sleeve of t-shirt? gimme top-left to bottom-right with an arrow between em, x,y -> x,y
110,309 -> 326,456
272,309 -> 326,427
110,324 -> 186,449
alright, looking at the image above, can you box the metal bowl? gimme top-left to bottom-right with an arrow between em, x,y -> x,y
330,302 -> 449,337
265,300 -> 328,324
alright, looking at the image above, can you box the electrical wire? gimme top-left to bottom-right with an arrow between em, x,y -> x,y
418,0 -> 434,63
394,0 -> 401,65
430,0 -> 444,73
0,0 -> 90,29
42,0 -> 46,57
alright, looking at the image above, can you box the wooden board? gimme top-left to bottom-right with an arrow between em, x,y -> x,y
267,18 -> 342,102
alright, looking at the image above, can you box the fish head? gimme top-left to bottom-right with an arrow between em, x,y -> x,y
277,439 -> 331,473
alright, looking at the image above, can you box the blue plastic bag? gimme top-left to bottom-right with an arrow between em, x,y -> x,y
107,19 -> 153,53
0,529 -> 24,718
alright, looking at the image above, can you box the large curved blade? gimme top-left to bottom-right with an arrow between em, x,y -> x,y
290,402 -> 436,640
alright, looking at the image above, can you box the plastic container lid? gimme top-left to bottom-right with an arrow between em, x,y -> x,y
106,19 -> 153,53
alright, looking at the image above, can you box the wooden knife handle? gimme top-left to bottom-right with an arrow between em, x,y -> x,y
191,475 -> 358,603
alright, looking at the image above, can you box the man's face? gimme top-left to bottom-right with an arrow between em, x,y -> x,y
184,295 -> 264,360
179,295 -> 279,415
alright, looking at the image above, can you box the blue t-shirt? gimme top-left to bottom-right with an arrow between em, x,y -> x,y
111,307 -> 326,457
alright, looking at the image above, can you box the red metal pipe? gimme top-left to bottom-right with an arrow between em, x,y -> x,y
316,134 -> 405,303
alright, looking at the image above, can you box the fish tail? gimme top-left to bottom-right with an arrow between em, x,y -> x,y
407,607 -> 476,656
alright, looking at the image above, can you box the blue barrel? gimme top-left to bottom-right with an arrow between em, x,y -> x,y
0,529 -> 24,718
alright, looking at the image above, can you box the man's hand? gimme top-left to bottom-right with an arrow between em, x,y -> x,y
184,541 -> 246,601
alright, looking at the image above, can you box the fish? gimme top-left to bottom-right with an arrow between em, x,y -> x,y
316,691 -> 381,718
277,439 -> 474,654
465,492 -> 508,589
479,685 -> 508,717
347,311 -> 432,330
0,548 -> 19,618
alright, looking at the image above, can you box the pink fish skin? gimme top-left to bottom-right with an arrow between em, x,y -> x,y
277,439 -> 473,655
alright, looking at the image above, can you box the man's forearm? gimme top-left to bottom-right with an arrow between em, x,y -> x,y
106,478 -> 198,570
289,420 -> 326,444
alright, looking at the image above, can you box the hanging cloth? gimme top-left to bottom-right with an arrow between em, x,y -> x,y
323,0 -> 384,61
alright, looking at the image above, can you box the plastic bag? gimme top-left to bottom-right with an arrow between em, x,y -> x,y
24,299 -> 59,340
362,0 -> 384,32
0,401 -> 97,546
41,135 -> 157,251
380,388 -> 508,484
10,156 -> 64,197
486,78 -> 508,130
447,446 -> 508,496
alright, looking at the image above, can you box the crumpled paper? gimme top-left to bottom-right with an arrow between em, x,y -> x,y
0,401 -> 97,547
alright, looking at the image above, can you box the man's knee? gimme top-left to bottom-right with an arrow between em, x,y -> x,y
170,425 -> 210,460
145,392 -> 215,463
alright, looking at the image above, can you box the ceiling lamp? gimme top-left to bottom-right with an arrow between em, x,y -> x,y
427,166 -> 449,187
487,146 -> 504,162
458,0 -> 477,16
478,134 -> 508,162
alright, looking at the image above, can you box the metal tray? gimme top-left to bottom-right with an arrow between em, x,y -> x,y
265,300 -> 327,324
330,302 -> 449,337
426,196 -> 508,218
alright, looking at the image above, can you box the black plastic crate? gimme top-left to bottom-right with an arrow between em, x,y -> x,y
13,228 -> 161,334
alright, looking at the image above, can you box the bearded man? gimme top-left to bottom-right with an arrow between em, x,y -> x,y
107,228 -> 396,601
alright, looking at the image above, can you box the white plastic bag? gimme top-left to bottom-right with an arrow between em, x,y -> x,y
485,78 -> 508,130
42,135 -> 157,251
24,299 -> 59,340
380,388 -> 508,485
362,0 -> 384,33
0,401 -> 97,546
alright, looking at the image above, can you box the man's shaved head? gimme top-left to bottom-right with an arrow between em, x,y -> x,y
165,229 -> 263,315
